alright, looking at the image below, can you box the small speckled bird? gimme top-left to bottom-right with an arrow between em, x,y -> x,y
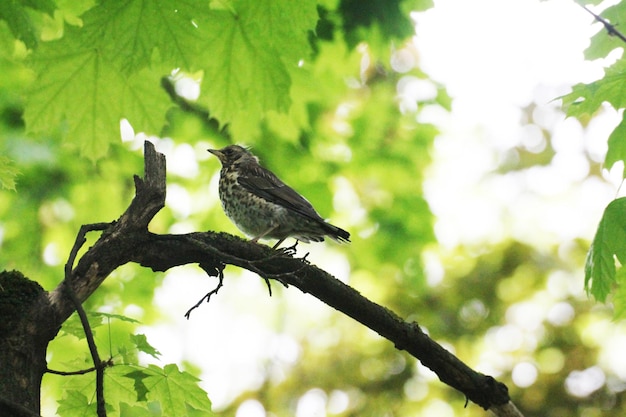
208,145 -> 350,249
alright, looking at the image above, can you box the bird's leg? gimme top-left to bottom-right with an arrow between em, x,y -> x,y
272,238 -> 287,250
250,224 -> 279,244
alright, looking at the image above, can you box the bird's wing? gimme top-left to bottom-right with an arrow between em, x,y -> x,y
237,163 -> 325,222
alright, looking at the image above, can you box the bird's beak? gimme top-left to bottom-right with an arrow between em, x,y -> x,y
208,149 -> 224,162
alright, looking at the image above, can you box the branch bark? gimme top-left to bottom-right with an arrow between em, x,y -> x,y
5,141 -> 524,416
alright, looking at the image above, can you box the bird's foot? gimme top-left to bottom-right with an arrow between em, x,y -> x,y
275,240 -> 298,256
300,251 -> 311,265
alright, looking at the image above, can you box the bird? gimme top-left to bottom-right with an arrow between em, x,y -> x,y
208,145 -> 350,249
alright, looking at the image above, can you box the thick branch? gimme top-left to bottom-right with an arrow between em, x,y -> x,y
128,232 -> 512,411
45,141 -> 521,416
47,141 -> 166,325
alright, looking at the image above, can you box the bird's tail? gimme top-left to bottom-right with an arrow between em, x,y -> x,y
324,222 -> 351,243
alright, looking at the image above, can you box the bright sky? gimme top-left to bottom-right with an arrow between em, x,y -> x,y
415,0 -> 621,249
142,0 -> 624,414
416,0 -> 605,106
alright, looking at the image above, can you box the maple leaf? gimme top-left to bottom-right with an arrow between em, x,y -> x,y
24,28 -> 170,160
196,0 -> 317,139
585,197 -> 626,301
78,0 -> 209,74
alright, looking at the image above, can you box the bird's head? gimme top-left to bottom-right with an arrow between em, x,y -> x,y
208,145 -> 258,167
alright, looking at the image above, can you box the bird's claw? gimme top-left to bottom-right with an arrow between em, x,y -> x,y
276,240 -> 298,256
300,252 -> 311,264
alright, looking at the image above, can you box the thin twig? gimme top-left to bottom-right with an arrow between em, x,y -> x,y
64,222 -> 112,417
189,236 -> 283,287
160,76 -> 230,139
185,268 -> 225,319
581,4 -> 626,43
182,236 -> 310,314
46,358 -> 114,376
262,277 -> 273,296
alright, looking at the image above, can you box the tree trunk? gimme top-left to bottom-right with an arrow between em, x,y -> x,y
0,270 -> 58,417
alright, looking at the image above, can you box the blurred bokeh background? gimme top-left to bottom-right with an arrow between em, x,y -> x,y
2,0 -> 625,416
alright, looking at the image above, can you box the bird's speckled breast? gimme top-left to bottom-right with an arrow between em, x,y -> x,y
218,168 -> 288,238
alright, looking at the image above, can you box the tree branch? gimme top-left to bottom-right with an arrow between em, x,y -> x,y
184,264 -> 225,319
48,141 -> 167,323
581,4 -> 626,44
63,223 -> 112,417
47,141 -> 523,416
46,357 -> 114,376
161,76 -> 230,140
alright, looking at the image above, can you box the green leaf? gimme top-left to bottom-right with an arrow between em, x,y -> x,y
197,0 -> 317,139
561,59 -> 626,117
22,0 -> 56,15
59,311 -> 140,340
561,57 -> 626,179
118,402 -> 155,417
124,369 -> 151,401
54,0 -> 97,19
93,312 -> 142,324
78,0 -> 208,74
57,390 -> 97,416
584,2 -> 626,61
406,0 -> 434,11
0,0 -> 43,49
605,114 -> 626,177
106,365 -> 149,407
585,197 -> 626,301
612,268 -> 626,319
108,363 -> 212,414
23,0 -> 317,156
340,0 -> 416,48
123,364 -> 212,415
59,311 -> 104,340
130,334 -> 161,359
24,28 -> 170,160
0,157 -> 19,190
